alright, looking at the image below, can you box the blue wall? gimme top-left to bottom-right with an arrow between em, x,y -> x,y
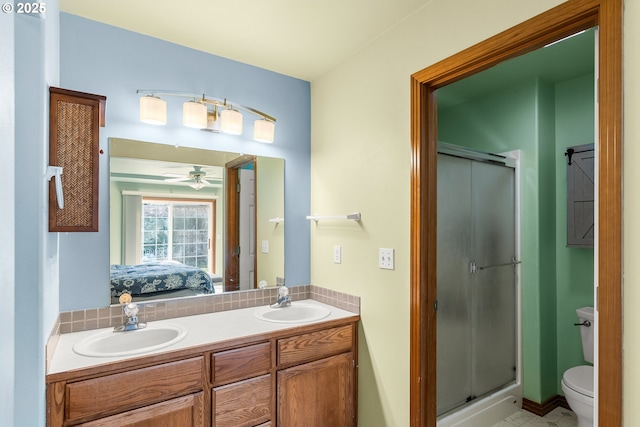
0,9 -> 16,426
9,3 -> 61,426
59,13 -> 311,311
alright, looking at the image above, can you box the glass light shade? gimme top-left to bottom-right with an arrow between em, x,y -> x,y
220,108 -> 243,135
182,101 -> 207,129
140,96 -> 167,125
253,119 -> 275,143
189,181 -> 205,191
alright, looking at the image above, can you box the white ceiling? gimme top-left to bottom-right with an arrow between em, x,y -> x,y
58,0 -> 432,81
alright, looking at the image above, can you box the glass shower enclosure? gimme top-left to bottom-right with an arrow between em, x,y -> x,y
436,146 -> 518,417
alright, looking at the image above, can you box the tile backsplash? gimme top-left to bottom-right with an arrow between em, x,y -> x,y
54,285 -> 360,335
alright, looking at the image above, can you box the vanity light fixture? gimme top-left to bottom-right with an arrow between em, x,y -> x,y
206,107 -> 222,133
136,90 -> 276,143
220,106 -> 243,135
182,100 -> 207,129
139,95 -> 167,125
254,118 -> 276,143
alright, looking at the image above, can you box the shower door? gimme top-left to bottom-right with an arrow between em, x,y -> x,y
436,151 -> 517,416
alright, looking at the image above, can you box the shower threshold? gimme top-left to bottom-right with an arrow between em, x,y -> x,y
437,382 -> 522,427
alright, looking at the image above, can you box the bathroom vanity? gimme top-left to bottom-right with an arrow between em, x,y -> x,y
46,300 -> 358,427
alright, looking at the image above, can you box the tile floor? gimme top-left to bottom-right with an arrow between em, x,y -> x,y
492,407 -> 577,427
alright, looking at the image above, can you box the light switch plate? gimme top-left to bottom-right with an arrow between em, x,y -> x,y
334,245 -> 342,264
261,240 -> 269,254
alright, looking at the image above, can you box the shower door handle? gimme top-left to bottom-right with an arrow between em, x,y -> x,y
472,257 -> 521,273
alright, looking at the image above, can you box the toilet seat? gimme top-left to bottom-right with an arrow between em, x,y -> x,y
563,365 -> 594,398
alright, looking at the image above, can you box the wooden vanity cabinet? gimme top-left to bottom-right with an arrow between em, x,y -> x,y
277,352 -> 354,427
47,317 -> 358,427
211,342 -> 273,427
47,357 -> 205,427
276,324 -> 357,427
77,393 -> 205,427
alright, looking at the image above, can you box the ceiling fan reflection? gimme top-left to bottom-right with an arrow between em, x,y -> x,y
163,165 -> 212,190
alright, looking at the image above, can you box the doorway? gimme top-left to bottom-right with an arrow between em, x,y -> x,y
409,1 -> 622,426
225,155 -> 258,292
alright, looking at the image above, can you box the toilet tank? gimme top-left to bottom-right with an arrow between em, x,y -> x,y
577,306 -> 595,363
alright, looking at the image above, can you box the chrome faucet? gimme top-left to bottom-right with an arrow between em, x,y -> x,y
271,285 -> 291,308
114,302 -> 147,332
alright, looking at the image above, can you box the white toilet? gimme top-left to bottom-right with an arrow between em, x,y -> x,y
561,306 -> 595,427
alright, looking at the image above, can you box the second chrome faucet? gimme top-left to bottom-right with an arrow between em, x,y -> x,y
271,285 -> 291,308
114,302 -> 147,332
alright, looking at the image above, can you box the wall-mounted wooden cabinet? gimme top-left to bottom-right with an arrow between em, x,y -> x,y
49,87 -> 106,232
566,143 -> 595,248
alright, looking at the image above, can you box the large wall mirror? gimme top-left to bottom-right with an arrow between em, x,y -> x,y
109,138 -> 285,305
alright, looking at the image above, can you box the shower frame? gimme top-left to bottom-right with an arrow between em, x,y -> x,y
435,147 -> 523,425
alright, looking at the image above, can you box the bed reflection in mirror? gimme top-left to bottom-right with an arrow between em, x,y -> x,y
109,138 -> 285,305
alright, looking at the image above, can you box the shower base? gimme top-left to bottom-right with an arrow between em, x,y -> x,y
436,383 -> 522,427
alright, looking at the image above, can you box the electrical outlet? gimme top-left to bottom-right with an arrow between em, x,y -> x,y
334,245 -> 342,264
261,240 -> 269,254
379,248 -> 395,270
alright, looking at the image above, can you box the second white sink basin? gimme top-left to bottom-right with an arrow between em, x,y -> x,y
73,324 -> 187,358
254,303 -> 331,323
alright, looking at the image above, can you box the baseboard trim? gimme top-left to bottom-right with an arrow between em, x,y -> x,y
522,395 -> 570,417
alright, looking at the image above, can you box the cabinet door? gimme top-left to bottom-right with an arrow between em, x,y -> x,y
277,352 -> 354,427
566,143 -> 595,247
48,87 -> 106,232
78,392 -> 204,427
212,374 -> 272,427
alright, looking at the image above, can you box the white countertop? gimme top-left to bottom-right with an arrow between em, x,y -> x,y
48,299 -> 357,375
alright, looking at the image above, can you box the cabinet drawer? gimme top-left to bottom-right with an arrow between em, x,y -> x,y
212,374 -> 272,427
77,392 -> 205,427
278,324 -> 353,366
212,342 -> 271,386
66,357 -> 203,423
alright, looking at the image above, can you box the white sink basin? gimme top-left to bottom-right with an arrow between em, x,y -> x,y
254,303 -> 331,323
73,325 -> 187,357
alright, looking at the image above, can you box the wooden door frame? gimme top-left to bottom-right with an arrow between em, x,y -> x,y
224,155 -> 258,292
409,1 -> 622,426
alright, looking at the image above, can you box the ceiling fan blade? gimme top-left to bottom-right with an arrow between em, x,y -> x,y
164,177 -> 190,182
200,179 -> 211,185
163,173 -> 187,178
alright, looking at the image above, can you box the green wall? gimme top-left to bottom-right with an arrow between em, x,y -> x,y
256,156 -> 286,288
555,73 -> 596,382
538,79 -> 559,400
438,72 -> 594,403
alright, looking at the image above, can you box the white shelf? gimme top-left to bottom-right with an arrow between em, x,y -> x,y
306,212 -> 361,222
